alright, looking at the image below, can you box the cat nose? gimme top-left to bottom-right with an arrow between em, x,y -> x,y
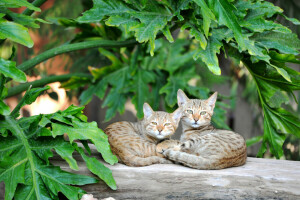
157,125 -> 164,133
193,114 -> 200,122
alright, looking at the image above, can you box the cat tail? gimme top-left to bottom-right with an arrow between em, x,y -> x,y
164,149 -> 219,170
123,155 -> 172,167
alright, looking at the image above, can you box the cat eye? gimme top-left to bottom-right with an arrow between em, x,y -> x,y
151,122 -> 157,125
200,111 -> 207,115
164,123 -> 171,126
186,110 -> 193,114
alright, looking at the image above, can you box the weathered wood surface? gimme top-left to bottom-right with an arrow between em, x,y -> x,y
51,155 -> 300,200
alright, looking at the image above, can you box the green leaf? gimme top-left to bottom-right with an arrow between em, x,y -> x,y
262,108 -> 286,158
193,33 -> 223,75
77,147 -> 117,190
1,0 -> 41,12
0,100 -> 10,115
163,39 -> 194,74
237,1 -> 282,20
29,137 -> 79,170
214,0 -> 246,50
192,0 -> 215,37
130,10 -> 171,55
131,69 -> 155,118
4,9 -> 46,28
0,20 -> 33,47
282,15 -> 300,25
102,88 -> 127,121
77,0 -> 133,23
270,64 -> 291,82
240,18 -> 291,33
160,66 -> 196,107
0,147 -> 26,200
246,135 -> 263,147
10,86 -> 50,118
182,22 -> 207,49
0,116 -> 98,200
269,51 -> 300,64
0,58 -> 26,82
251,31 -> 300,55
52,119 -> 118,165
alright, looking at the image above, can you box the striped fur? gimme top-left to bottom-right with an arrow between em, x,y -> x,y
163,90 -> 247,170
105,103 -> 181,167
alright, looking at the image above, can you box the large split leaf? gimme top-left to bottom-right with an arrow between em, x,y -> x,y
0,116 -> 97,200
251,31 -> 300,55
52,119 -> 118,165
0,87 -> 118,199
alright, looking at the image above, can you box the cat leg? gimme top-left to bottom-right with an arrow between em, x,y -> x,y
156,139 -> 182,155
163,149 -> 220,170
123,155 -> 173,167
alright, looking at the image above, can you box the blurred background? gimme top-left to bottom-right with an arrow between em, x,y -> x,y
2,0 -> 300,160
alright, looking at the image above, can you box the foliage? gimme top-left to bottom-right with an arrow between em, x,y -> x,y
0,1 -> 117,200
74,0 -> 300,158
0,0 -> 300,199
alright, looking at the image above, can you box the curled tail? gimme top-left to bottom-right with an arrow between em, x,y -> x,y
122,155 -> 172,167
164,149 -> 246,170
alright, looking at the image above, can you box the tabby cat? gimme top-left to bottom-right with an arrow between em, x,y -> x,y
105,103 -> 181,167
161,89 -> 247,169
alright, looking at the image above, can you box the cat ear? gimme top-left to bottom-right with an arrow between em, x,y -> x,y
171,108 -> 182,124
143,103 -> 154,119
177,89 -> 189,107
206,92 -> 218,110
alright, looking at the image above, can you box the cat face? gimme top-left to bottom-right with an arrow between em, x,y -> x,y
143,103 -> 181,140
177,89 -> 217,128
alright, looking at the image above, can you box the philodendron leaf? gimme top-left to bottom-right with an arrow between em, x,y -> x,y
0,58 -> 26,82
260,107 -> 286,158
193,33 -> 223,75
52,119 -> 118,165
77,147 -> 117,190
29,137 -> 79,170
192,0 -> 215,37
251,31 -> 300,55
0,116 -> 98,200
77,0 -> 133,23
0,20 -> 33,48
214,0 -> 246,50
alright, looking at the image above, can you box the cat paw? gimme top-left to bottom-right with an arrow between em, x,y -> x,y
156,140 -> 180,154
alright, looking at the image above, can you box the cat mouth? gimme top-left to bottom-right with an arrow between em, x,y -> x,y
192,123 -> 200,127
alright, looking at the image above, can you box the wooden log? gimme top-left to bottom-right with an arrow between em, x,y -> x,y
52,156 -> 300,200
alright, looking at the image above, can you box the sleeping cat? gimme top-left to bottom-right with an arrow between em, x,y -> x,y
161,89 -> 247,170
105,103 -> 181,167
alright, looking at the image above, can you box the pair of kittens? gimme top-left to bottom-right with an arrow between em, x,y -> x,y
105,90 -> 247,169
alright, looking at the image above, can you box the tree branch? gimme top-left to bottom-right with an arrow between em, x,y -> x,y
6,73 -> 92,98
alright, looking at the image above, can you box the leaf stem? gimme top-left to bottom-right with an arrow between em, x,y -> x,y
17,39 -> 137,73
6,73 -> 92,98
0,74 -> 6,99
10,85 -> 32,118
22,0 -> 47,16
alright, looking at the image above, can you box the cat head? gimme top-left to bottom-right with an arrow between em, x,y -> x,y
177,89 -> 217,128
142,103 -> 182,140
